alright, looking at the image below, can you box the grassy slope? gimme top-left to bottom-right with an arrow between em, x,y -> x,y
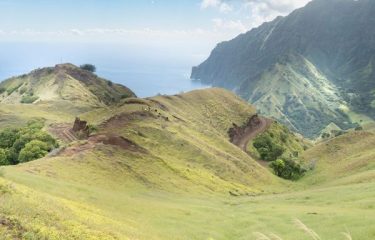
301,131 -> 375,186
244,54 -> 354,138
0,88 -> 374,239
246,121 -> 309,161
0,63 -> 135,108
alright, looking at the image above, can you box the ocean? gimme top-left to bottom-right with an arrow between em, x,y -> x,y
0,42 -> 209,97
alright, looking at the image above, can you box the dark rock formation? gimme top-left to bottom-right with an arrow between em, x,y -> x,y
72,117 -> 89,139
228,115 -> 262,143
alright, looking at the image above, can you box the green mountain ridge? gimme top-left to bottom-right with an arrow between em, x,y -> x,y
191,0 -> 375,138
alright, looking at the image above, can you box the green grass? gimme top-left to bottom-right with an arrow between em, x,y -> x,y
247,122 -> 309,160
301,131 -> 375,186
0,88 -> 373,239
1,165 -> 374,239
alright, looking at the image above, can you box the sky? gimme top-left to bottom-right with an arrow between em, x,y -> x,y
0,0 -> 312,93
0,0 -> 312,48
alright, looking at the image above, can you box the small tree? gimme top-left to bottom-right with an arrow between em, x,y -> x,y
253,135 -> 285,161
270,159 -> 285,177
18,140 -> 49,163
0,149 -> 10,166
0,128 -> 19,149
270,158 -> 306,180
80,64 -> 96,72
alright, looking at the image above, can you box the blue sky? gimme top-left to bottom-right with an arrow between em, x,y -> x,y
0,0 -> 311,45
0,0 -> 312,83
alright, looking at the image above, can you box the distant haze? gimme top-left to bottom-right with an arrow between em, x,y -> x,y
0,42 -> 209,97
0,0 -> 313,97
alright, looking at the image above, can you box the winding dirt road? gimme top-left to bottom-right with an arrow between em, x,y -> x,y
230,115 -> 272,152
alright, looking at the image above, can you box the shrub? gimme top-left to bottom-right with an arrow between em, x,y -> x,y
6,83 -> 22,95
26,119 -> 45,130
0,128 -> 19,149
321,132 -> 330,139
0,87 -> 6,94
87,124 -> 98,135
21,95 -> 39,104
80,64 -> 96,72
18,140 -> 49,163
121,93 -> 131,99
253,135 -> 285,161
0,149 -> 10,166
270,158 -> 306,180
19,86 -> 27,94
0,120 -> 58,166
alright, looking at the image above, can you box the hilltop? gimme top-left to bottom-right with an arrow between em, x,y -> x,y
0,63 -> 135,109
191,0 -> 375,138
0,64 -> 136,130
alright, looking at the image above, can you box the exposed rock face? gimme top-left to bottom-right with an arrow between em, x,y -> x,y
72,117 -> 89,139
229,115 -> 262,144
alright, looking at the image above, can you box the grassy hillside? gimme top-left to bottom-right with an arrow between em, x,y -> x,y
246,121 -> 309,161
0,88 -> 373,239
301,131 -> 375,186
0,63 -> 135,109
243,54 -> 357,138
0,63 -> 136,131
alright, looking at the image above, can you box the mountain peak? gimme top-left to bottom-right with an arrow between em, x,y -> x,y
191,0 -> 375,138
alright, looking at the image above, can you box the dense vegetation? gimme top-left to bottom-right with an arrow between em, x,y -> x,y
253,135 -> 285,161
270,158 -> 306,180
0,120 -> 58,166
251,122 -> 307,180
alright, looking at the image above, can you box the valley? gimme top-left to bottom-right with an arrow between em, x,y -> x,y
0,64 -> 373,239
1,0 -> 374,239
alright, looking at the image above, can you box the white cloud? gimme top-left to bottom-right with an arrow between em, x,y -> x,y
70,29 -> 84,36
202,0 -> 311,32
241,0 -> 311,29
201,0 -> 233,13
201,0 -> 221,9
219,3 -> 233,13
254,0 -> 311,13
212,18 -> 247,33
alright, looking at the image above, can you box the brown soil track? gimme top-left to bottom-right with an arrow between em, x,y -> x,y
239,117 -> 272,151
230,115 -> 273,152
48,124 -> 78,143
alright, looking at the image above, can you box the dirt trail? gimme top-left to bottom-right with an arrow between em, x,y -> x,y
229,115 -> 272,152
238,117 -> 271,151
48,124 -> 78,143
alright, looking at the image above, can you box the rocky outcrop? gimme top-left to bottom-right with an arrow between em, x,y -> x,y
229,115 -> 260,142
229,115 -> 272,151
72,117 -> 89,139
